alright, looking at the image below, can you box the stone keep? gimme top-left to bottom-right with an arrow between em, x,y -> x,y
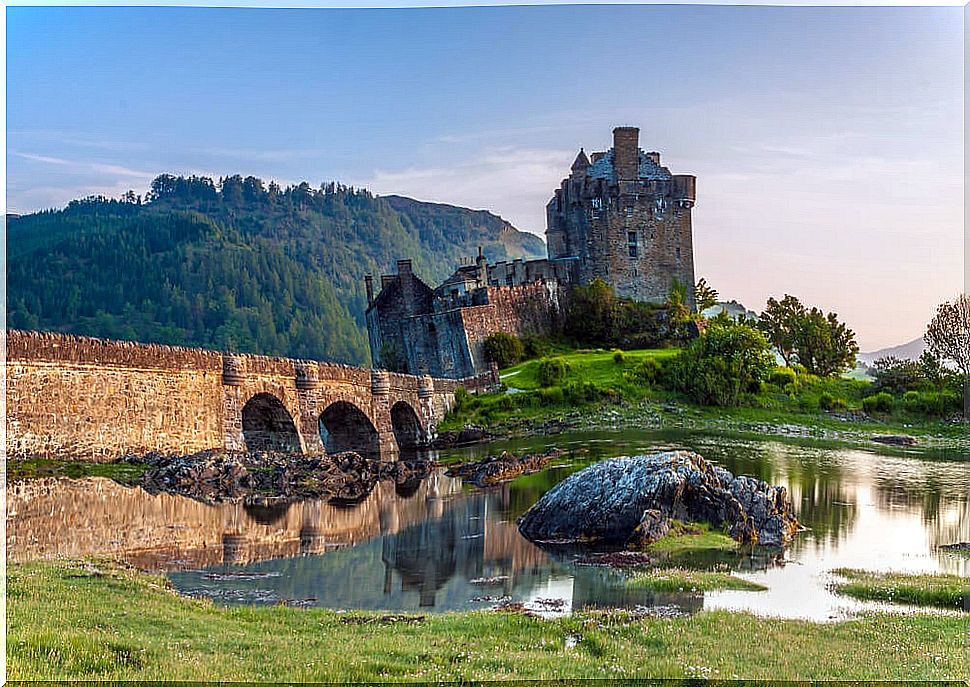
545,126 -> 697,307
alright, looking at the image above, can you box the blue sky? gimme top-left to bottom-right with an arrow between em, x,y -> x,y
6,5 -> 964,349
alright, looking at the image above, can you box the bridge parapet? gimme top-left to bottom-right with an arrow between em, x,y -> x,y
6,330 -> 468,462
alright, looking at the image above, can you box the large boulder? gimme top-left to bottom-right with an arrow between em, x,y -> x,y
517,451 -> 799,548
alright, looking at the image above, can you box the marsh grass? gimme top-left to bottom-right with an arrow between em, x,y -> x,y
625,568 -> 767,592
831,568 -> 970,610
8,559 -> 969,681
7,458 -> 149,482
645,522 -> 738,555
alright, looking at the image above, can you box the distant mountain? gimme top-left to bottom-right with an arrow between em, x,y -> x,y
6,174 -> 546,364
858,337 -> 927,366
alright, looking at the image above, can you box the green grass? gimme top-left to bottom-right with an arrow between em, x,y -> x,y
831,568 -> 970,610
500,348 -> 679,391
625,568 -> 767,592
439,346 -> 967,455
645,522 -> 739,555
7,458 -> 149,483
7,560 -> 969,680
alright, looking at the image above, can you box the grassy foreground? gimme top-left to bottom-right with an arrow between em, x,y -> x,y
831,568 -> 970,610
8,560 -> 969,681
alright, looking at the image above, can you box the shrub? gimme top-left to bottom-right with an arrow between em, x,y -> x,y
482,332 -> 524,369
627,357 -> 663,386
667,319 -> 774,406
818,391 -> 847,411
862,392 -> 894,414
613,349 -> 625,364
870,356 -> 923,395
453,387 -> 476,411
522,336 -> 552,360
564,381 -> 602,404
768,367 -> 798,388
902,389 -> 961,417
536,358 -> 569,387
536,386 -> 564,406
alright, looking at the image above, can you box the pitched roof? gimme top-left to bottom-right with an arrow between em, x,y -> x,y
571,148 -> 590,171
586,149 -> 672,183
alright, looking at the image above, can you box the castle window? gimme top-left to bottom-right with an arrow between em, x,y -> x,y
591,197 -> 603,210
505,274 -> 514,286
627,231 -> 638,258
676,247 -> 681,261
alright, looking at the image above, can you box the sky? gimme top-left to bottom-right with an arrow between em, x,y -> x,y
6,4 -> 965,350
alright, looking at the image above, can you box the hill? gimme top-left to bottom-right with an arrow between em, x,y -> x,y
6,174 -> 546,364
858,337 -> 926,366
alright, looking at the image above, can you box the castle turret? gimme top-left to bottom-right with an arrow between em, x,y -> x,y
613,126 -> 640,182
570,148 -> 590,176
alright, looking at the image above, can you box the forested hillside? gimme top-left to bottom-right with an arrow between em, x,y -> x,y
7,174 -> 545,364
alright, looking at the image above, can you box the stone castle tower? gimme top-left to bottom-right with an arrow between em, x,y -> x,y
545,126 -> 697,307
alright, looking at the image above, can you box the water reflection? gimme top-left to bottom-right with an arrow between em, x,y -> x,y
7,428 -> 970,620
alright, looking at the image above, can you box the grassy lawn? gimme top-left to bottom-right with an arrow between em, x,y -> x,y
7,560 -> 968,681
500,348 -> 679,391
831,569 -> 970,610
625,568 -> 767,592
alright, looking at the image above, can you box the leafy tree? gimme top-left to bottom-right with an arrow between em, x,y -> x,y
759,295 -> 805,367
795,307 -> 859,377
482,332 -> 524,369
870,356 -> 922,395
759,295 -> 858,376
565,278 -> 616,344
665,279 -> 695,343
666,318 -> 774,406
694,277 -> 719,313
925,293 -> 970,418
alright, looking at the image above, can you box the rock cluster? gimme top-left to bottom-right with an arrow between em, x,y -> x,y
138,450 -> 433,504
431,426 -> 489,449
446,448 -> 564,487
517,451 -> 800,548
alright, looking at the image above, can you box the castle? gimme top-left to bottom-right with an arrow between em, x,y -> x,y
366,126 -> 697,379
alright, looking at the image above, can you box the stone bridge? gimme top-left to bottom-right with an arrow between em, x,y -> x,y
5,330 -> 498,462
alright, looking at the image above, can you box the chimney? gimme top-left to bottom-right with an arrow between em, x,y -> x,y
364,275 -> 374,306
645,151 -> 661,165
475,246 -> 487,286
397,259 -> 415,313
613,126 -> 640,182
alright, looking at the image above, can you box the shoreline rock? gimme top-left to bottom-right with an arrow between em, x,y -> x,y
871,434 -> 918,447
517,451 -> 800,548
138,450 -> 433,504
445,448 -> 564,487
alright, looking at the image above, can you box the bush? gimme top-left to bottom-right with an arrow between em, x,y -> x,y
870,356 -> 923,395
453,387 -> 476,411
522,336 -> 552,360
667,319 -> 775,406
862,392 -> 894,414
902,389 -> 961,417
536,386 -> 564,406
768,367 -> 798,388
613,349 -> 625,364
536,358 -> 569,387
564,381 -> 602,404
627,357 -> 663,386
482,332 -> 524,369
818,391 -> 847,411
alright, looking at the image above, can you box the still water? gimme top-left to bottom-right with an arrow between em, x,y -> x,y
8,429 -> 970,621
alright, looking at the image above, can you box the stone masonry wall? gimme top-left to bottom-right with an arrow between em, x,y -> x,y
6,330 -> 461,463
6,330 -> 226,461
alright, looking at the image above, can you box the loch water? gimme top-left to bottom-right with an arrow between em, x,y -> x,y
8,429 -> 970,621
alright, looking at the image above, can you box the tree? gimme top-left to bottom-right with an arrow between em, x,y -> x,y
566,278 -> 616,344
870,355 -> 922,395
759,295 -> 858,376
925,293 -> 970,419
665,279 -> 695,343
482,332 -> 524,369
694,277 -> 719,313
759,295 -> 805,366
796,307 -> 859,377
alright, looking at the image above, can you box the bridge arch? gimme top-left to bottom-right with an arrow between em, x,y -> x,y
390,400 -> 424,452
319,401 -> 380,459
241,392 -> 302,453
